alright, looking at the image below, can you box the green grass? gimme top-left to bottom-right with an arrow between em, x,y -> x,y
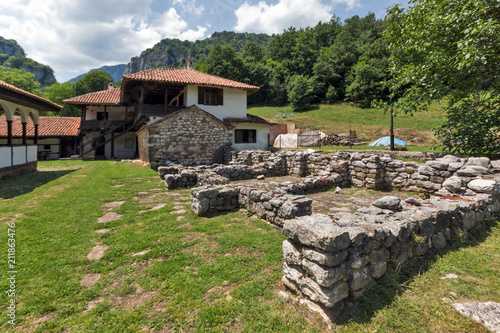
296,145 -> 442,153
0,160 -> 498,332
249,103 -> 447,146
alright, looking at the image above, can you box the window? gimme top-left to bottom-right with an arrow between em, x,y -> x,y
235,129 -> 256,144
43,144 -> 51,150
198,87 -> 223,105
124,138 -> 134,148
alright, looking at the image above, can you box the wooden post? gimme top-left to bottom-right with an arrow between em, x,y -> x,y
22,122 -> 27,145
164,86 -> 169,113
139,83 -> 145,115
34,123 -> 39,145
79,134 -> 84,158
111,131 -> 115,160
7,120 -> 12,146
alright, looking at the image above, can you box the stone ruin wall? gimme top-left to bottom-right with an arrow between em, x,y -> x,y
157,150 -> 500,322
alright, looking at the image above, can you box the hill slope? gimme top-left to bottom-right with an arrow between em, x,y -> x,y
124,31 -> 271,74
0,36 -> 57,87
249,104 -> 447,145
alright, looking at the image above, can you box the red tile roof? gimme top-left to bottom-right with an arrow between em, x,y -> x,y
0,115 -> 80,137
63,88 -> 121,106
146,105 -> 230,128
123,68 -> 259,92
224,114 -> 278,125
0,80 -> 62,110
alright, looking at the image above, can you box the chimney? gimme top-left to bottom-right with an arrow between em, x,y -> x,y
108,82 -> 114,90
186,60 -> 194,69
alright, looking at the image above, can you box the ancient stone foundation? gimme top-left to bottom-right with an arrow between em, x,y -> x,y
158,150 -> 500,325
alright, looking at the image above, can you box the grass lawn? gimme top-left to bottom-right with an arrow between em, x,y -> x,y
0,160 -> 498,332
248,104 -> 447,146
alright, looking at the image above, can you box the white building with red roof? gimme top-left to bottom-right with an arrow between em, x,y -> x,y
0,116 -> 80,160
64,67 -> 276,167
0,79 -> 62,178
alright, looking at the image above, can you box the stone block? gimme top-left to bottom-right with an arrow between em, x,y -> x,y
372,196 -> 402,210
284,263 -> 349,308
283,240 -> 303,265
349,270 -> 372,291
283,214 -> 351,252
302,247 -> 348,267
302,259 -> 349,288
467,179 -> 499,194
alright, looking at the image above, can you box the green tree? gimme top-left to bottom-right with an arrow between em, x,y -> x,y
386,0 -> 500,157
74,70 -> 113,96
287,75 -> 315,110
345,58 -> 388,108
43,82 -> 80,117
0,65 -> 41,95
200,45 -> 246,82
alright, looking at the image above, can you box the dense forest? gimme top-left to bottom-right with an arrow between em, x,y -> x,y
125,31 -> 272,74
199,14 -> 389,108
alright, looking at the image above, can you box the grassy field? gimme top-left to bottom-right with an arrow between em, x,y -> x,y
0,160 -> 498,332
248,104 -> 447,146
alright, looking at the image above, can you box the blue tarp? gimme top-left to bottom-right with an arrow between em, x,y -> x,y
368,136 -> 408,146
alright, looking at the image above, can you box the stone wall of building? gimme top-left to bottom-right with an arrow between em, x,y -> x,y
141,107 -> 232,168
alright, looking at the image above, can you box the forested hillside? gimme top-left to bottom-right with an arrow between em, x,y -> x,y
125,31 -> 272,74
0,36 -> 56,87
125,14 -> 389,108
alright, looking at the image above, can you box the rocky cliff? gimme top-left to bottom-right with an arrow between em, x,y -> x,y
0,37 -> 25,57
0,36 -> 57,87
124,31 -> 271,74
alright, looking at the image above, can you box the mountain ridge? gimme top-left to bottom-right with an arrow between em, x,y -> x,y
0,36 -> 57,87
124,31 -> 271,74
68,64 -> 127,83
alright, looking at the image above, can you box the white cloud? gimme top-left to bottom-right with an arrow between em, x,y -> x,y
177,26 -> 209,41
150,8 -> 188,36
333,0 -> 361,10
0,0 -> 209,82
234,0 -> 333,34
173,0 -> 205,17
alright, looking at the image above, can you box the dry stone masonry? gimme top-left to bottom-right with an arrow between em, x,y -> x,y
157,149 -> 500,323
138,106 -> 232,168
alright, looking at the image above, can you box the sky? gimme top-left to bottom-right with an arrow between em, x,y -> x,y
0,0 -> 408,83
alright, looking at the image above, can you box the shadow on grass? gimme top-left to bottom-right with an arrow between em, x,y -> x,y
0,168 -> 78,199
335,217 -> 498,325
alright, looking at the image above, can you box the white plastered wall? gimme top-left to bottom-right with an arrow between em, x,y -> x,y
186,85 -> 247,120
231,123 -> 270,151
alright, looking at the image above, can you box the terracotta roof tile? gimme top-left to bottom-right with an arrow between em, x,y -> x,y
63,88 -> 121,106
0,115 -> 80,137
0,79 -> 62,110
146,105 -> 230,128
123,68 -> 259,92
224,114 -> 278,125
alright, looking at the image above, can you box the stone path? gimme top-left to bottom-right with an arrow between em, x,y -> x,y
87,245 -> 109,260
450,302 -> 500,332
97,212 -> 123,223
102,201 -> 126,210
81,274 -> 101,287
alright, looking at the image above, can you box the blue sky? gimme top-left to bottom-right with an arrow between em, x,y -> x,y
0,0 -> 408,82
